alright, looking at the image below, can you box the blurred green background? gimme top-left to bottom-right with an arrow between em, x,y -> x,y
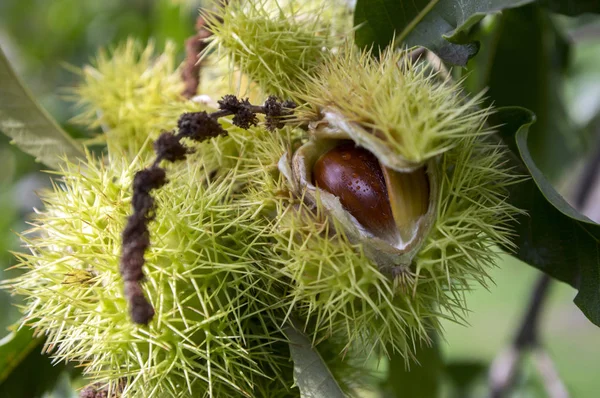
0,1 -> 599,397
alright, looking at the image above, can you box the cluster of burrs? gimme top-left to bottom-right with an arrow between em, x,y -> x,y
120,95 -> 296,325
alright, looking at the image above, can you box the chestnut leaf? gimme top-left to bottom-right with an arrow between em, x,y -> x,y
0,45 -> 84,170
0,327 -> 66,397
542,0 -> 600,15
464,4 -> 577,182
354,0 -> 536,66
494,106 -> 600,328
285,321 -> 347,398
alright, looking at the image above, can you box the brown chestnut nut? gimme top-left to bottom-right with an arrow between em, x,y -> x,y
312,141 -> 397,239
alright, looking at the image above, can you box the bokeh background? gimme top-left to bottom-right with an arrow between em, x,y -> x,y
0,1 -> 599,397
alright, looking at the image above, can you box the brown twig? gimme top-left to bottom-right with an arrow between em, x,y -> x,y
488,274 -> 555,397
181,1 -> 230,98
120,96 -> 296,325
181,15 -> 214,99
514,274 -> 552,350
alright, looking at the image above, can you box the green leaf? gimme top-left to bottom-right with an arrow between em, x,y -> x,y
542,0 -> 600,15
285,322 -> 347,398
381,338 -> 442,398
0,326 -> 66,397
493,106 -> 600,327
445,361 -> 487,397
0,327 -> 41,383
0,45 -> 84,169
466,4 -> 583,180
354,0 -> 536,66
354,0 -> 439,50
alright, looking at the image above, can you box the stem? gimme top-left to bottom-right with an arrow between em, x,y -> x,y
533,350 -> 569,398
513,274 -> 552,349
181,1 -> 230,98
120,96 -> 295,325
488,275 -> 553,398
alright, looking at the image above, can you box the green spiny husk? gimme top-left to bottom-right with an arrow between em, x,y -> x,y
3,0 -> 525,395
203,0 -> 352,102
6,134 -> 294,397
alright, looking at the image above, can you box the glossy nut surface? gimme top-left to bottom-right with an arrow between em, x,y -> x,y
312,141 -> 396,238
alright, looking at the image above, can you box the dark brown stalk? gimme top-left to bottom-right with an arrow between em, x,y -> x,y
181,15 -> 214,99
489,275 -> 554,398
120,96 -> 295,325
181,1 -> 231,98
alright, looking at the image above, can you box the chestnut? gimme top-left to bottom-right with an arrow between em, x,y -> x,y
287,121 -> 436,261
311,140 -> 431,248
312,141 -> 397,239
